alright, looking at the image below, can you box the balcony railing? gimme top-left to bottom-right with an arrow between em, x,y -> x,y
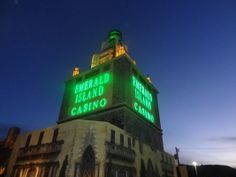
106,142 -> 135,162
18,140 -> 64,158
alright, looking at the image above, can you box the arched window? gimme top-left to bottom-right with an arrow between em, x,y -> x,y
26,167 -> 36,177
80,145 -> 95,177
140,159 -> 146,177
14,168 -> 21,177
117,169 -> 126,177
147,159 -> 154,177
44,165 -> 50,177
155,165 -> 160,177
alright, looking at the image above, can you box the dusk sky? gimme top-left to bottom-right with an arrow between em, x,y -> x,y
1,0 -> 236,167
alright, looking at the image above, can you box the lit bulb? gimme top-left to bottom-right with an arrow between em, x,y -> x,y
192,161 -> 197,167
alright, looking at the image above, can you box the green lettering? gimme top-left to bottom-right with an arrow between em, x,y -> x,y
134,102 -> 138,110
99,75 -> 104,85
71,107 -> 77,116
88,79 -> 93,89
98,85 -> 104,96
132,76 -> 135,87
83,103 -> 88,112
82,92 -> 86,102
79,83 -> 84,92
100,98 -> 107,107
88,102 -> 92,111
77,106 -> 82,114
84,81 -> 89,90
87,90 -> 92,100
104,73 -> 110,84
92,87 -> 98,97
71,72 -> 111,117
93,78 -> 98,87
75,85 -> 79,94
92,100 -> 99,109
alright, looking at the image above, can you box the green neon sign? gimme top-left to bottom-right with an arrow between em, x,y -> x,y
132,75 -> 155,123
70,72 -> 111,117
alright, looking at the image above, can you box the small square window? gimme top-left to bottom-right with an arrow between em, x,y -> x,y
128,137 -> 131,149
132,137 -> 135,147
120,134 -> 124,146
139,141 -> 143,154
25,134 -> 31,147
52,128 -> 59,142
111,130 -> 115,144
38,131 -> 44,145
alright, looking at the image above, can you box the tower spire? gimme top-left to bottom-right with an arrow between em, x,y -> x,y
91,29 -> 128,68
101,29 -> 122,50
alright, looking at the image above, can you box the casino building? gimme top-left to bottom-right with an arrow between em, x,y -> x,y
6,30 -> 177,177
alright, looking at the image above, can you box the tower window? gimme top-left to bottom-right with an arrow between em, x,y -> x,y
52,128 -> 59,142
25,134 -> 31,147
132,137 -> 136,147
111,129 -> 115,144
120,134 -> 124,146
139,141 -> 143,154
38,131 -> 44,145
128,137 -> 131,149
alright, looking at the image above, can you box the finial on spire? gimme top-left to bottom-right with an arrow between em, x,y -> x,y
108,29 -> 122,42
147,75 -> 152,83
72,66 -> 79,76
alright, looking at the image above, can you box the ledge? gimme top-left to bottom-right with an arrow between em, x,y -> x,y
106,142 -> 135,162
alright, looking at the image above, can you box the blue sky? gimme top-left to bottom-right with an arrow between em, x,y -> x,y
1,0 -> 236,167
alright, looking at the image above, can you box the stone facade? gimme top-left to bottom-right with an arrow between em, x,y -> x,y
7,120 -> 176,177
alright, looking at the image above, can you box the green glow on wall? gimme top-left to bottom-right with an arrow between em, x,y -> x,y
70,72 -> 111,117
132,75 -> 155,123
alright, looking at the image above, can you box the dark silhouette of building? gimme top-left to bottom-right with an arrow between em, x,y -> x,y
177,164 -> 236,177
0,127 -> 20,177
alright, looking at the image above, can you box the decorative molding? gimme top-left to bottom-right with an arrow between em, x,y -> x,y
77,126 -> 98,162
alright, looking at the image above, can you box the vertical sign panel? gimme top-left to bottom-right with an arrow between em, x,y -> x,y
69,72 -> 112,118
131,75 -> 155,123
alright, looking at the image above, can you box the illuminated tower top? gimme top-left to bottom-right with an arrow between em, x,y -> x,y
91,29 -> 135,68
102,29 -> 123,50
58,30 -> 163,150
